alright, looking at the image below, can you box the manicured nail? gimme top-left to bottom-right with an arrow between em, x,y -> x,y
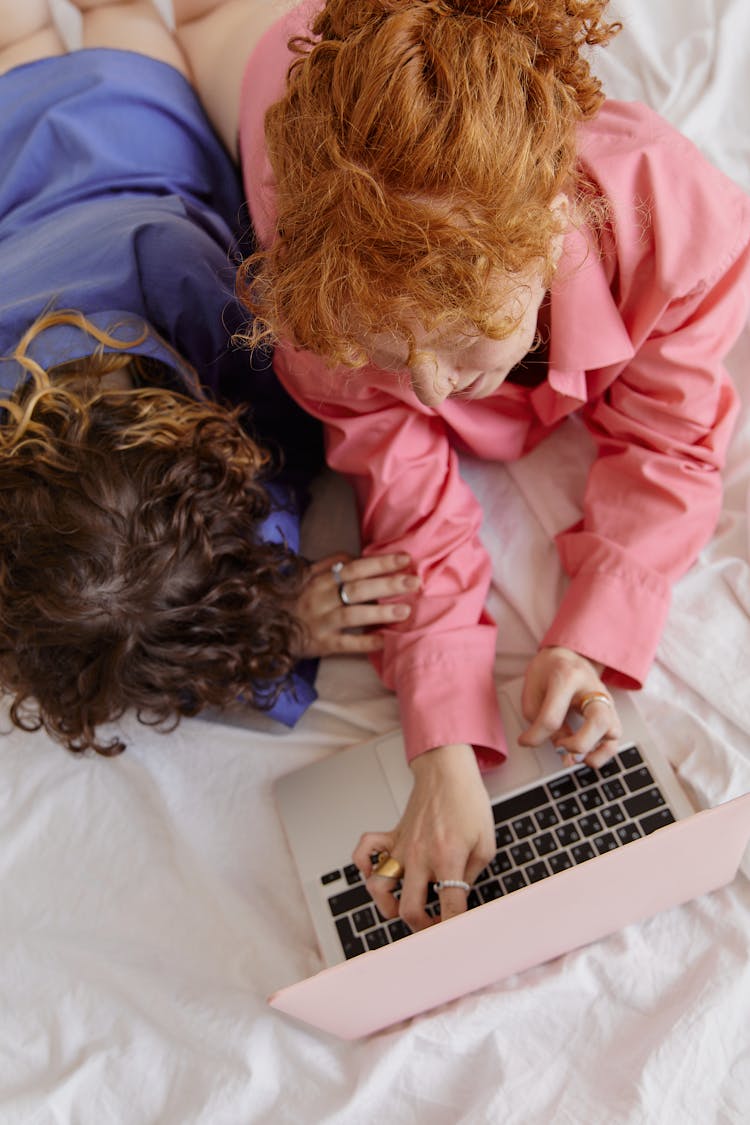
394,604 -> 411,618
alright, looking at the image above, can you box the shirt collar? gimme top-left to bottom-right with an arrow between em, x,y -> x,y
543,222 -> 634,403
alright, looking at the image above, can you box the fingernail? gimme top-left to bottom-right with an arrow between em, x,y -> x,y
393,604 -> 411,618
396,553 -> 411,564
573,753 -> 585,764
403,575 -> 421,589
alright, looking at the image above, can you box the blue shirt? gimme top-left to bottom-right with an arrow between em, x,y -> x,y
0,49 -> 318,725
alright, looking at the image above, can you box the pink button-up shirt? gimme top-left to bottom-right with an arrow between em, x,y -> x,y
239,3 -> 750,765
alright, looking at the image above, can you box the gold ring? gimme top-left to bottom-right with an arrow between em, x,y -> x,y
576,691 -> 613,716
372,851 -> 404,880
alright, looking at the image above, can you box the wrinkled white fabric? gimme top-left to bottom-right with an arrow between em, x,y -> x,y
1,2 -> 749,1122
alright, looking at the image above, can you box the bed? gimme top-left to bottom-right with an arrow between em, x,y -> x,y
1,1 -> 749,1121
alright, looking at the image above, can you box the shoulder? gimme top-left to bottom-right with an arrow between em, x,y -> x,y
577,100 -> 750,296
238,1 -> 322,245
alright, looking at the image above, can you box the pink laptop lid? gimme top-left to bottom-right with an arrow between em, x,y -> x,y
268,793 -> 750,1039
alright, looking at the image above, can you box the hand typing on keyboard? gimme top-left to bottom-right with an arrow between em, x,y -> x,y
350,648 -> 623,934
518,646 -> 623,769
352,742 -> 495,932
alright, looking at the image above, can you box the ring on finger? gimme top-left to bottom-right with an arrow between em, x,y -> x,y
372,851 -> 404,880
331,560 -> 352,606
433,879 -> 471,893
576,690 -> 613,716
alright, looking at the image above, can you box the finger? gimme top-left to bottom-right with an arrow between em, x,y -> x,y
554,699 -> 622,760
352,831 -> 394,877
585,733 -> 621,769
436,883 -> 472,922
519,680 -> 576,747
337,572 -> 420,606
338,552 -> 413,582
307,553 -> 353,577
333,602 -> 412,629
397,868 -> 434,932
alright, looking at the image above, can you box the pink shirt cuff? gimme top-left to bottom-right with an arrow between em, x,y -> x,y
540,566 -> 672,689
391,645 -> 508,767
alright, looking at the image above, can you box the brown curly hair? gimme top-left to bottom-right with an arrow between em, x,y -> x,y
239,0 -> 620,365
0,313 -> 306,755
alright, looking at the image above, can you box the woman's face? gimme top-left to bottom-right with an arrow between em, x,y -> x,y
365,270 -> 547,407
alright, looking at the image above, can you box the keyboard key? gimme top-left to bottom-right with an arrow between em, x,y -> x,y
343,863 -> 362,885
556,823 -> 580,847
547,775 -> 576,799
512,816 -> 536,839
602,779 -> 626,801
525,861 -> 551,883
511,842 -> 535,865
574,766 -> 598,789
600,803 -> 626,827
335,916 -> 366,959
616,823 -> 642,844
548,852 -> 573,873
640,808 -> 676,835
624,766 -> 655,793
427,902 -> 441,918
598,758 -> 621,778
532,832 -> 558,857
365,927 -> 390,951
556,797 -> 581,820
579,788 -> 604,811
619,745 -> 643,769
535,806 -> 560,830
594,832 -> 618,854
352,907 -> 376,933
327,884 -> 372,917
479,880 -> 504,902
490,851 -> 512,875
321,869 -> 341,885
493,785 -> 549,823
467,889 -> 481,910
571,842 -> 596,864
495,824 -> 513,847
623,788 -> 665,818
578,814 -> 603,837
388,918 -> 411,941
502,871 -> 527,893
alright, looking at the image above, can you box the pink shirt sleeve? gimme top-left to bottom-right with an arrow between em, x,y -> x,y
543,106 -> 750,685
273,349 -> 508,765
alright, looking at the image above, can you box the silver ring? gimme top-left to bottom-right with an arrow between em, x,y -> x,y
433,879 -> 471,893
331,560 -> 352,606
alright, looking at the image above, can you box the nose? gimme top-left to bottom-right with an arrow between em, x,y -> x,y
409,358 -> 458,407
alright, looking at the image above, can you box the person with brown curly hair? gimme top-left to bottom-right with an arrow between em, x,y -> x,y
169,0 -> 750,931
0,1 -> 420,757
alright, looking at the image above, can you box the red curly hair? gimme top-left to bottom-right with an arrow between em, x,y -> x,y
239,0 -> 619,365
0,313 -> 306,755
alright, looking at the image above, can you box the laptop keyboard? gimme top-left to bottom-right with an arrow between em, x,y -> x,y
320,744 -> 677,960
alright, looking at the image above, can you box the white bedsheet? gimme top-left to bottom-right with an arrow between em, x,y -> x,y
1,2 -> 749,1122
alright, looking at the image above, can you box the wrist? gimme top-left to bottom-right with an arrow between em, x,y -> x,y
410,742 -> 477,775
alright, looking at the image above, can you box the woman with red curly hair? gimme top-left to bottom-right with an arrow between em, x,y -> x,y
172,0 -> 750,931
0,1 -> 418,757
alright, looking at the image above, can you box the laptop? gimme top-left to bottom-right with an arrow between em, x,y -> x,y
269,678 -> 750,1039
